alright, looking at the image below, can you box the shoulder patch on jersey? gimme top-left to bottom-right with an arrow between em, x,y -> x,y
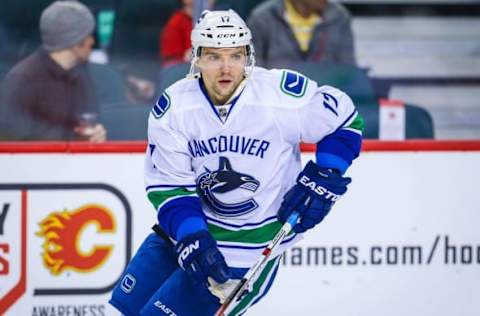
152,92 -> 171,119
280,71 -> 308,98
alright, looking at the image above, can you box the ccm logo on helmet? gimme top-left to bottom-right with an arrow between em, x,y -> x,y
299,175 -> 341,201
217,33 -> 236,38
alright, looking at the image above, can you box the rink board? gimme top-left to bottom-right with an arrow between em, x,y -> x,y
0,141 -> 479,316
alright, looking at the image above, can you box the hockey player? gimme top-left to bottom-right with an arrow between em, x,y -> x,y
110,9 -> 363,316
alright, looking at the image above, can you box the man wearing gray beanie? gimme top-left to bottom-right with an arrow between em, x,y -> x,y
41,0 -> 95,52
0,0 -> 106,141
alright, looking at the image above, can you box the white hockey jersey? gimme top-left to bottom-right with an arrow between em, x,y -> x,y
145,67 -> 359,268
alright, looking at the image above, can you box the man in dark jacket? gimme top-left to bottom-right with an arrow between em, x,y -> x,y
0,0 -> 106,141
247,0 -> 356,68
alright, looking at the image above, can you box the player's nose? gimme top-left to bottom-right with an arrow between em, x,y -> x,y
219,61 -> 231,73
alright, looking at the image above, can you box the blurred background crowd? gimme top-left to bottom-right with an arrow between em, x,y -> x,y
0,0 -> 479,141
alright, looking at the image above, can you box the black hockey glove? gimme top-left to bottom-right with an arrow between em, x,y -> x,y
175,230 -> 230,285
278,161 -> 351,233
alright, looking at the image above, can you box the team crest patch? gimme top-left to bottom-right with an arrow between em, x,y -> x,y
280,71 -> 308,98
152,92 -> 171,119
197,157 -> 259,217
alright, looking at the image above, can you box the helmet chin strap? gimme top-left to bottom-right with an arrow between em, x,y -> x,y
223,78 -> 247,105
244,58 -> 255,78
187,55 -> 200,79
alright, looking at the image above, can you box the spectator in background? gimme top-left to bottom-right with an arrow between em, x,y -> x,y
160,0 -> 215,66
0,0 -> 106,141
160,0 -> 193,66
247,0 -> 356,68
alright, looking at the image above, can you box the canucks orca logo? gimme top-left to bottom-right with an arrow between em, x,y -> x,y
197,157 -> 260,217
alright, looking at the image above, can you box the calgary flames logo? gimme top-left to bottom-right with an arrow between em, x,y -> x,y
37,204 -> 116,275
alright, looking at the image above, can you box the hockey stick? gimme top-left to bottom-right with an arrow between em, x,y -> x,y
214,211 -> 300,316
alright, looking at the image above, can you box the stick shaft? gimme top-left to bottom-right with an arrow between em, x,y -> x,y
215,212 -> 299,316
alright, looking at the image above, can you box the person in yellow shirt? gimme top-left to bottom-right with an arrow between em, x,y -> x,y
248,0 -> 356,67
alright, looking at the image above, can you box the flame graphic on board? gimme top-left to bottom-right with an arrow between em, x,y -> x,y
37,204 -> 115,275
